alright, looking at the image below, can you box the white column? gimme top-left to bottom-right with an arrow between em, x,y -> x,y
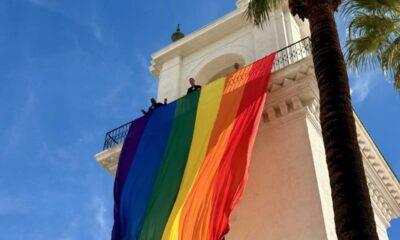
273,11 -> 289,49
157,56 -> 182,102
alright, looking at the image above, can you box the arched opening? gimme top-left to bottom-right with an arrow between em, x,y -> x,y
195,53 -> 246,85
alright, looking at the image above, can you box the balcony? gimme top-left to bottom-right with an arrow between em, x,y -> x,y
101,37 -> 312,151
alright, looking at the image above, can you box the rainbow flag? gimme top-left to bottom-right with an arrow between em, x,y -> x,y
112,53 -> 276,240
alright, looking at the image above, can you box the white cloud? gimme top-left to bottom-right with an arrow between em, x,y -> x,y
91,20 -> 103,42
91,195 -> 112,240
95,197 -> 107,231
27,0 -> 57,10
2,91 -> 36,154
136,54 -> 157,95
89,8 -> 105,43
350,71 -> 376,103
27,0 -> 105,43
52,194 -> 112,240
136,54 -> 149,70
96,75 -> 131,113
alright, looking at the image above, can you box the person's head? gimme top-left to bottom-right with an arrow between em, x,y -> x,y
234,62 -> 240,70
150,98 -> 157,105
189,78 -> 195,86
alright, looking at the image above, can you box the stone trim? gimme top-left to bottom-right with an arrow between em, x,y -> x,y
95,144 -> 121,176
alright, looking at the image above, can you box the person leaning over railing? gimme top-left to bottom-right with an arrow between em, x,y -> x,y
141,98 -> 167,115
187,77 -> 201,94
233,62 -> 241,71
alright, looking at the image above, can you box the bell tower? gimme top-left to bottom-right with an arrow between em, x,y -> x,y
95,1 -> 400,239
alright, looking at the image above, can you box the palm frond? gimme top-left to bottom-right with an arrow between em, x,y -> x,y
381,36 -> 400,91
395,64 -> 400,91
347,14 -> 397,40
343,0 -> 400,91
342,0 -> 400,17
346,37 -> 384,71
381,36 -> 400,72
246,0 -> 285,27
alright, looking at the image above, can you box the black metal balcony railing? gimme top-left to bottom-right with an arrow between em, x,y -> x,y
102,37 -> 312,150
103,121 -> 133,150
273,37 -> 311,71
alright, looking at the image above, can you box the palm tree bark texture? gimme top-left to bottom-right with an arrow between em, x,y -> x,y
305,2 -> 378,239
248,0 -> 379,239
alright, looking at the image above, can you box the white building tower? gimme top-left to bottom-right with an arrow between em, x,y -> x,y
95,1 -> 400,239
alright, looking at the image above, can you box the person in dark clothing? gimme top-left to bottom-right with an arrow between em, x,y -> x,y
187,77 -> 201,94
141,98 -> 167,114
234,62 -> 241,71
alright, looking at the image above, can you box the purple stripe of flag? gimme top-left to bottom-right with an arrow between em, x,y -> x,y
112,114 -> 152,240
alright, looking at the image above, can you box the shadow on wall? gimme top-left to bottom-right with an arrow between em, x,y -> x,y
195,53 -> 245,85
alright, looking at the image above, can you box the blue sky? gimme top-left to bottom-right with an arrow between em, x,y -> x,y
0,1 -> 398,239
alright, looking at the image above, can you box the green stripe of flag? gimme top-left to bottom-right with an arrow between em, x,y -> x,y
139,90 -> 201,240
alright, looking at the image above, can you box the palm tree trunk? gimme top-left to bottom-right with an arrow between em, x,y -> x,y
304,1 -> 379,239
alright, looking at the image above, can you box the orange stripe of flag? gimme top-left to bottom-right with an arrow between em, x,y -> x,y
178,64 -> 253,240
208,53 -> 276,240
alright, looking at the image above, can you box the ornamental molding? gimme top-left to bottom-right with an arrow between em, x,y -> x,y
95,144 -> 121,176
357,119 -> 400,222
367,175 -> 396,227
263,57 -> 318,124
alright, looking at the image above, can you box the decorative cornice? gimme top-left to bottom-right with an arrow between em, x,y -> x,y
356,119 -> 400,219
366,176 -> 396,226
263,57 -> 318,124
94,144 -> 121,175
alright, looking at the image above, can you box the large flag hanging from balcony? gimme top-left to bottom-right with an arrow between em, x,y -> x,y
112,53 -> 276,240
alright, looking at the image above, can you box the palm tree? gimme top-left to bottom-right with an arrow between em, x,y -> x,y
343,0 -> 400,91
247,1 -> 378,239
